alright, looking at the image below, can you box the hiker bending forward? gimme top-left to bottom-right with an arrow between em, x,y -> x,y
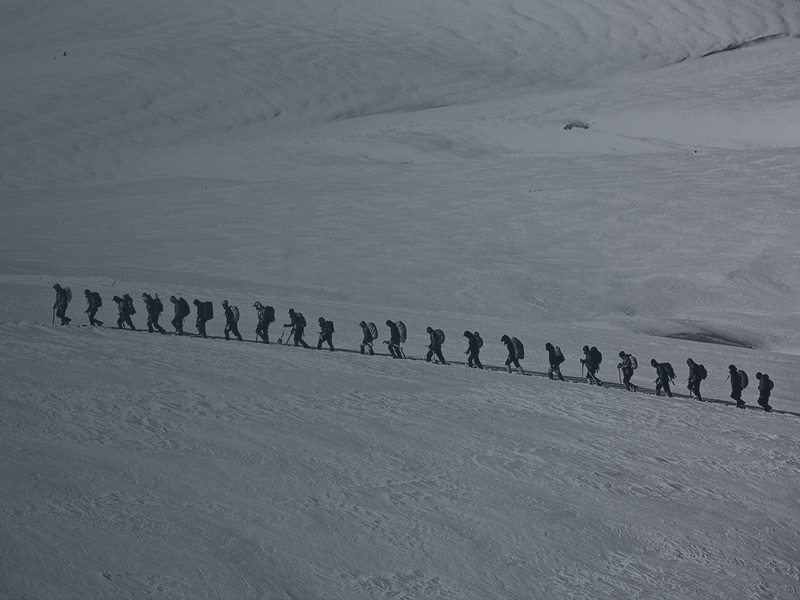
425,327 -> 446,364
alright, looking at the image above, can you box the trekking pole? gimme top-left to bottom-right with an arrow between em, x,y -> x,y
581,362 -> 584,379
618,368 -> 622,385
52,307 -> 55,326
277,326 -> 288,344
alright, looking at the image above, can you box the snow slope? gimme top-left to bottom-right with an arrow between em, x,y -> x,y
2,323 -> 800,599
2,0 -> 800,597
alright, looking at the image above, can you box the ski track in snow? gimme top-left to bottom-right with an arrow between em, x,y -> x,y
3,0 -> 800,597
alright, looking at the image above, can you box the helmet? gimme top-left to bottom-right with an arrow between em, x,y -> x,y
222,300 -> 228,306
319,317 -> 325,323
463,330 -> 471,337
545,342 -> 553,350
582,345 -> 589,352
686,358 -> 693,365
289,308 -> 295,314
253,302 -> 259,308
359,321 -> 366,328
84,289 -> 91,295
619,351 -> 626,358
169,295 -> 176,302
650,359 -> 658,367
142,292 -> 147,298
426,326 -> 433,333
728,364 -> 737,371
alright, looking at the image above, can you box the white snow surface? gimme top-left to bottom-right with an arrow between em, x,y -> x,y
2,0 -> 800,598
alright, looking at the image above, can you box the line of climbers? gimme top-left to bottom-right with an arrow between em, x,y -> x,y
52,283 -> 776,413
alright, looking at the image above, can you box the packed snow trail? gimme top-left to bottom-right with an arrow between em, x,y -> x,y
61,320 -> 800,417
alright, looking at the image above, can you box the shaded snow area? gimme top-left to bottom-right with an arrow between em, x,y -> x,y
2,0 -> 800,597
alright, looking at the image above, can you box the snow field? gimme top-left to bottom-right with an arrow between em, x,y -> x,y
3,0 -> 800,597
1,320 -> 799,599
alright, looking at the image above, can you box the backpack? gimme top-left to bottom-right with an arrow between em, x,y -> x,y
179,297 -> 191,318
511,336 -> 525,360
154,296 -> 163,313
123,293 -> 136,315
629,355 -> 638,370
434,329 -> 445,345
397,321 -> 407,343
65,287 -> 72,303
474,332 -> 484,349
590,346 -> 602,366
663,362 -> 676,381
767,378 -> 774,391
360,323 -> 378,340
264,305 -> 275,323
554,346 -> 565,365
204,301 -> 214,320
232,306 -> 240,322
697,363 -> 707,380
295,312 -> 306,327
739,369 -> 749,389
368,322 -> 378,340
323,320 -> 334,335
91,291 -> 102,308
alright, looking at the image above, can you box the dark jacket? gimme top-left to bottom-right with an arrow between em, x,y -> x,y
387,322 -> 401,345
53,285 -> 69,309
465,332 -> 480,353
617,354 -> 633,376
758,375 -> 773,397
143,295 -> 161,317
501,336 -> 517,360
193,299 -> 203,319
546,345 -> 561,366
113,296 -> 129,317
85,291 -> 100,311
582,349 -> 598,371
729,369 -> 743,392
687,362 -> 702,384
653,362 -> 671,383
428,329 -> 441,350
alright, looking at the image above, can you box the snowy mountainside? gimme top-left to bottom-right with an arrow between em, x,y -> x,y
2,321 -> 799,599
1,0 -> 799,185
2,0 -> 800,597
